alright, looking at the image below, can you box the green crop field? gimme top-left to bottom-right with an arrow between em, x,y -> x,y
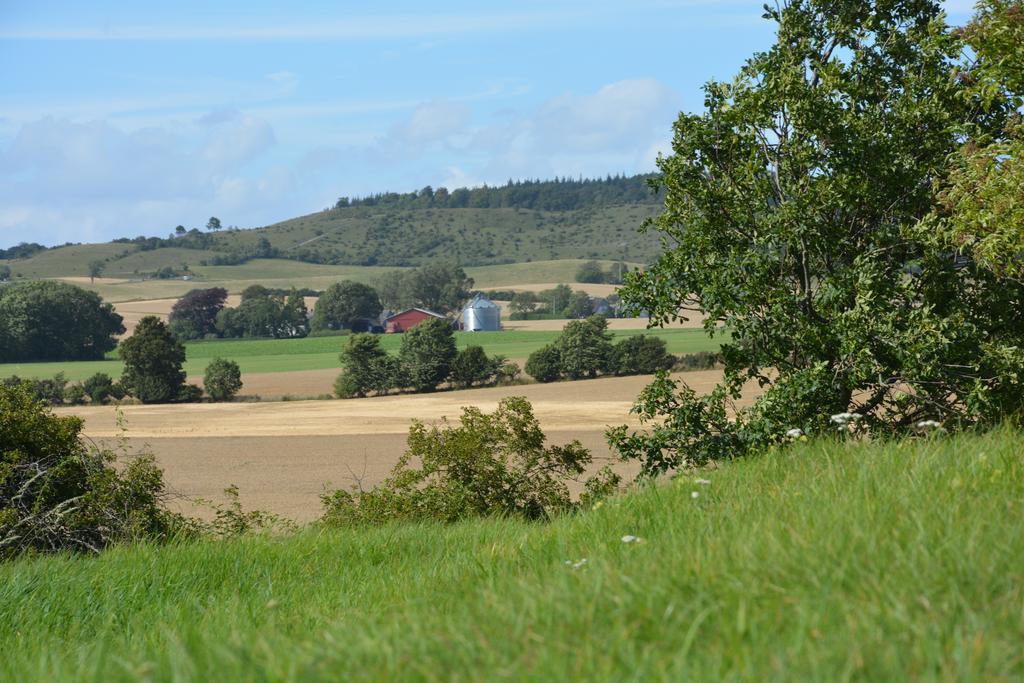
2,429 -> 1020,681
0,328 -> 724,381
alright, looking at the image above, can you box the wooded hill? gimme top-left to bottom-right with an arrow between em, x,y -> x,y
1,175 -> 664,278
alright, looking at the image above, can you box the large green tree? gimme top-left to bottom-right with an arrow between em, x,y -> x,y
311,281 -> 382,331
610,0 -> 1024,474
0,281 -> 124,362
119,317 -> 188,404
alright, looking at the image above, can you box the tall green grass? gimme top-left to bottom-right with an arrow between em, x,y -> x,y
0,328 -> 723,381
1,430 -> 1020,681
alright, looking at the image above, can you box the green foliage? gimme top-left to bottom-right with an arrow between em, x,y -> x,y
335,334 -> 401,398
575,260 -> 606,283
377,262 -> 474,314
556,315 -> 615,380
538,284 -> 572,315
0,281 -> 124,362
508,291 -> 539,316
119,317 -> 187,404
87,260 -> 105,282
613,335 -> 676,376
310,281 -> 382,331
215,288 -> 308,339
203,358 -> 243,402
0,265 -> 10,281
82,373 -> 119,403
525,344 -> 562,383
922,0 -> 1024,278
399,318 -> 457,392
321,397 -> 606,525
449,346 -> 507,389
168,287 -> 228,340
612,0 -> 1024,474
0,383 -> 180,559
1,374 -> 68,405
563,290 -> 593,318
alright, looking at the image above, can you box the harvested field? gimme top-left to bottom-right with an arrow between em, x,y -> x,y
58,370 -> 750,521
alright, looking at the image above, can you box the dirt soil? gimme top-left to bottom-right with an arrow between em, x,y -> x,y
59,370 -> 747,521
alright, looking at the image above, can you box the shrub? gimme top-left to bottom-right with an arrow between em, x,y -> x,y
0,383 -> 182,559
1,374 -> 68,405
320,397 -> 612,525
63,383 -> 87,406
82,373 -> 118,403
613,335 -> 676,375
525,344 -> 562,383
204,358 -> 243,401
673,351 -> 721,371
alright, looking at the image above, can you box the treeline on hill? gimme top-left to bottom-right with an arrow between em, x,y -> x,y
334,174 -> 661,211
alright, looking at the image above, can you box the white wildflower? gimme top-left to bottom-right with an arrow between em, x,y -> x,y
694,478 -> 711,485
621,535 -> 642,544
691,491 -> 700,499
830,412 -> 862,425
564,558 -> 588,570
785,428 -> 804,439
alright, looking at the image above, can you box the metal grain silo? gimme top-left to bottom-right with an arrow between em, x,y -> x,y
463,294 -> 501,331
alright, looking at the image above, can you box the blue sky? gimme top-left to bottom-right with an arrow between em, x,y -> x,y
0,0 -> 975,247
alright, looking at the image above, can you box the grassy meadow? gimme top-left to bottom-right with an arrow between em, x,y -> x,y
0,327 -> 723,381
1,429 -> 1020,681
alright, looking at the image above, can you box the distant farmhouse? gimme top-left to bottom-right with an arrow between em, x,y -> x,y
384,308 -> 446,333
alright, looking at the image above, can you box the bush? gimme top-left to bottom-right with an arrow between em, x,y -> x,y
0,383 -> 182,559
204,358 -> 243,401
82,373 -> 118,403
613,335 -> 676,375
525,344 -> 562,383
320,397 -> 615,525
1,374 -> 68,405
63,383 -> 87,406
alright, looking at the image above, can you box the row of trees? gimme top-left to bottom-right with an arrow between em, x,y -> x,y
167,263 -> 475,341
508,284 -> 600,320
334,318 -> 519,398
525,316 -> 676,383
335,174 -> 661,212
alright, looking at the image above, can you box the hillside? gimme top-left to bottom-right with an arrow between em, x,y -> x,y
0,175 -> 664,281
1,429 -> 1020,680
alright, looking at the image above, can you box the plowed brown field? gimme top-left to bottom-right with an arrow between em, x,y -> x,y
59,370 -> 750,521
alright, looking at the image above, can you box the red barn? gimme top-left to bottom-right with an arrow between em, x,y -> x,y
384,308 -> 446,333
